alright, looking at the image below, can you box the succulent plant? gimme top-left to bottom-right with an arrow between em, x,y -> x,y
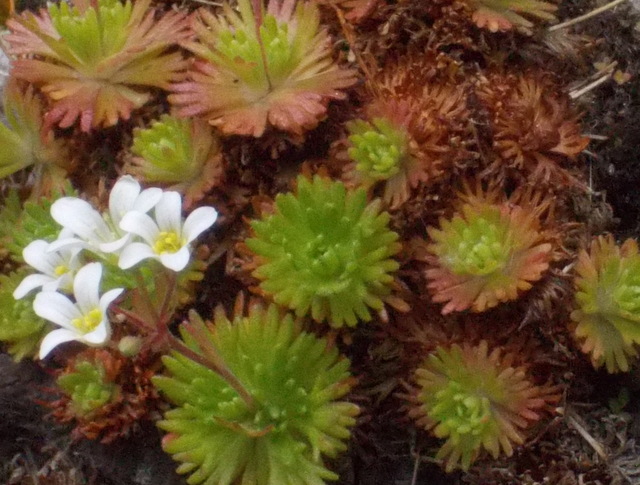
154,302 -> 359,485
6,0 -> 190,131
425,187 -> 553,314
343,104 -> 428,210
342,81 -> 468,209
477,73 -> 588,184
468,0 -> 557,32
57,357 -> 119,416
246,175 -> 401,327
571,235 -> 640,373
408,340 -> 557,472
347,117 -> 409,183
0,268 -> 50,360
0,79 -> 70,189
130,115 -> 225,207
170,0 -> 357,137
48,348 -> 164,442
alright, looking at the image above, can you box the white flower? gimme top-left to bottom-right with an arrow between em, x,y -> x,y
34,262 -> 123,359
118,191 -> 218,272
13,231 -> 83,299
50,176 -> 162,254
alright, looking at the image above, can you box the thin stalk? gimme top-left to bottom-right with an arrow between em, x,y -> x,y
168,330 -> 256,411
134,270 -> 161,325
159,271 -> 177,322
549,0 -> 629,32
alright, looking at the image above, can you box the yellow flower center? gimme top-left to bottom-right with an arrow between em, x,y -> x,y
153,231 -> 184,254
54,264 -> 69,276
71,308 -> 103,333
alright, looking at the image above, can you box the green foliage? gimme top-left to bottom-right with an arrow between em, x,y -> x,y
130,115 -> 223,205
100,258 -> 155,292
48,0 -> 133,68
215,11 -> 293,91
436,205 -> 511,277
0,80 -> 69,181
131,115 -> 196,183
0,269 -> 50,360
246,176 -> 401,327
571,236 -> 640,373
347,118 -> 409,181
154,303 -> 359,485
411,341 -> 553,472
426,191 -> 552,314
57,359 -> 118,416
0,187 -> 75,263
170,0 -> 357,136
7,0 -> 190,131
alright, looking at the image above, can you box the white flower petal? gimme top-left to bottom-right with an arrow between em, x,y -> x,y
100,288 -> 124,311
13,274 -> 55,299
182,206 -> 218,244
58,227 -> 76,240
73,263 -> 102,313
43,274 -> 71,293
109,175 -> 142,225
66,247 -> 84,268
82,321 -> 110,345
23,240 -> 57,275
119,212 -> 160,245
155,191 -> 183,233
99,233 -> 131,253
39,328 -> 80,359
133,187 -> 163,214
51,197 -> 113,244
47,237 -> 87,253
34,292 -> 82,329
118,242 -> 156,269
159,247 -> 191,272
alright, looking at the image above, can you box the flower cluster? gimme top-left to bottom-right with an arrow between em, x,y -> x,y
12,176 -> 218,359
571,236 -> 640,373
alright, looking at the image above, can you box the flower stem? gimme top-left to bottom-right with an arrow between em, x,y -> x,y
135,270 -> 161,325
159,270 -> 177,322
